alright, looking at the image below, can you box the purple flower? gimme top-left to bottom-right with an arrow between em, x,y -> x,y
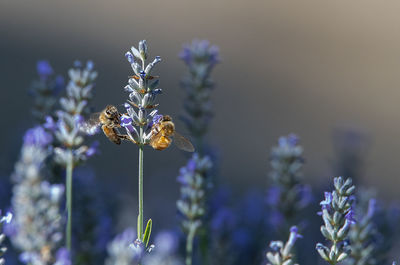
278,134 -> 299,148
179,39 -> 220,67
367,198 -> 377,218
125,52 -> 135,64
154,230 -> 179,255
120,114 -> 135,133
23,126 -> 53,147
345,208 -> 356,224
44,116 -> 57,131
289,226 -> 303,239
55,248 -> 71,265
37,60 -> 53,80
320,192 -> 333,211
86,141 -> 99,157
211,207 -> 236,232
266,186 -> 281,206
152,114 -> 163,125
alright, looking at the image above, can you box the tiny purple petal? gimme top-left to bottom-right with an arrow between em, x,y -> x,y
86,141 -> 99,157
152,114 -> 163,125
86,60 -> 94,71
345,208 -> 356,224
186,159 -> 197,172
44,116 -> 57,131
367,198 -> 377,218
125,52 -> 135,64
320,192 -> 332,211
290,226 -> 303,239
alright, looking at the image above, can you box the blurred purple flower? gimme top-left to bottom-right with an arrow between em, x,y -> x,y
345,208 -> 356,224
55,248 -> 71,265
23,126 -> 53,147
211,207 -> 236,232
266,186 -> 281,206
154,230 -> 179,255
179,39 -> 220,67
37,60 -> 54,80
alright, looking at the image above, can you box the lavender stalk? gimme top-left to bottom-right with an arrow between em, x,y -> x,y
176,154 -> 212,265
120,40 -> 163,243
266,134 -> 311,231
9,126 -> 68,265
50,61 -> 98,251
316,177 -> 356,265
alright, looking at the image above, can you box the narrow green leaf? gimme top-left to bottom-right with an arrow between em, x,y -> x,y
143,219 -> 152,247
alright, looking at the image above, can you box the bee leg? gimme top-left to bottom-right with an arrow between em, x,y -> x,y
117,134 -> 138,144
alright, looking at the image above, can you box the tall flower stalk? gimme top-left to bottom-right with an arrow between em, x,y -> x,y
120,40 -> 163,243
266,134 -> 311,231
179,39 -> 219,154
9,126 -> 68,265
346,197 -> 378,265
316,177 -> 356,265
176,154 -> 212,265
178,39 -> 219,265
49,61 -> 98,251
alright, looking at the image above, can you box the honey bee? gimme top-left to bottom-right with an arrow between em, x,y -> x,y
149,115 -> 195,152
82,105 -> 129,145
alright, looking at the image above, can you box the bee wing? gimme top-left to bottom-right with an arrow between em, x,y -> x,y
173,132 -> 195,152
80,112 -> 102,135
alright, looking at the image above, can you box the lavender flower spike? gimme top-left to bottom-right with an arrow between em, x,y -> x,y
120,40 -> 164,245
177,154 -> 212,265
51,61 -> 98,251
30,60 -> 65,122
180,39 -> 219,153
266,226 -> 302,265
316,177 -> 356,264
267,134 -> 311,230
9,127 -> 65,265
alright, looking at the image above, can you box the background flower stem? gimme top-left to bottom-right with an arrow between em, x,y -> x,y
66,149 -> 74,251
186,226 -> 195,265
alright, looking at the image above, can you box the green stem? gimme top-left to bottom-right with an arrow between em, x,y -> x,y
185,226 -> 196,265
66,150 -> 74,251
137,127 -> 144,240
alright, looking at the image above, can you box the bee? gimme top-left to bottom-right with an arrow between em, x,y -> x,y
82,105 -> 129,145
149,115 -> 195,152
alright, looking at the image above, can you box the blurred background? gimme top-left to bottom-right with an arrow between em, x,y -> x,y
1,0 -> 400,232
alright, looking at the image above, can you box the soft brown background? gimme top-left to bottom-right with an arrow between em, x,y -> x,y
1,0 -> 400,226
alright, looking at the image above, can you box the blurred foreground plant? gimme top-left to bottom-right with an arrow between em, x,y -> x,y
9,126 -> 69,265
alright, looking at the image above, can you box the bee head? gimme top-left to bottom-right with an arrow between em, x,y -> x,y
105,105 -> 118,118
